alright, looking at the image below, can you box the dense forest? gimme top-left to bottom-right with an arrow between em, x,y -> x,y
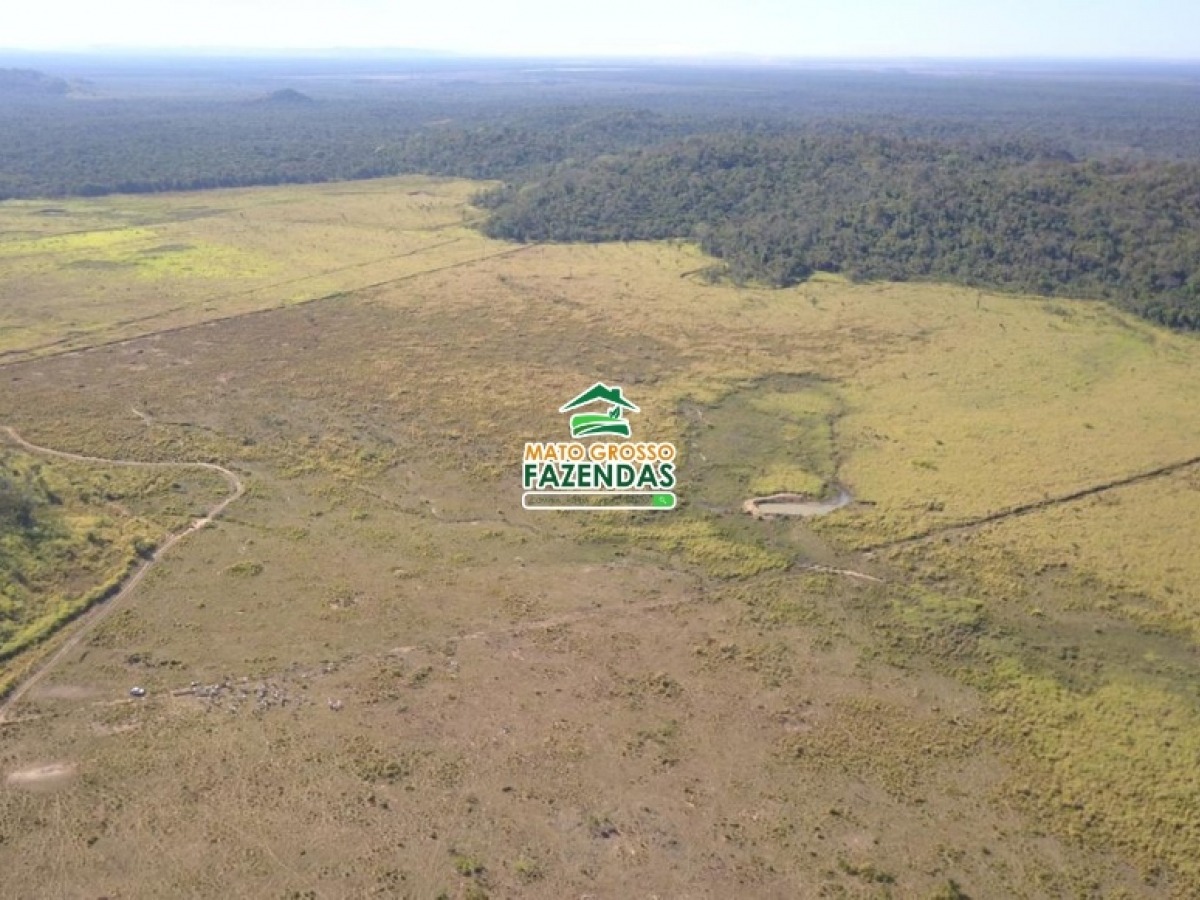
2,59 -> 1200,327
479,133 -> 1200,328
0,98 -> 702,196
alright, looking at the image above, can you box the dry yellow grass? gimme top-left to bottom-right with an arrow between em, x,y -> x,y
1,178 -> 1199,896
0,176 -> 503,360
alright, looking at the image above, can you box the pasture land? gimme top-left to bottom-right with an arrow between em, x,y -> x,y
1,177 -> 1198,897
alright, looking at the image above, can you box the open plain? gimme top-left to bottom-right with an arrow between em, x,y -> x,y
2,176 -> 1200,897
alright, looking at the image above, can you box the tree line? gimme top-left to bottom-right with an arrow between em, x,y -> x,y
479,133 -> 1200,329
3,67 -> 1200,327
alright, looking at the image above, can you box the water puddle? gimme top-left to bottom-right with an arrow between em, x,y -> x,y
743,486 -> 854,518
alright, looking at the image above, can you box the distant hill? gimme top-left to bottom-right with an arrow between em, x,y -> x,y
259,88 -> 314,105
0,68 -> 69,95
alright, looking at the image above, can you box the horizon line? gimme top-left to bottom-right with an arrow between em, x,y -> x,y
2,47 -> 1200,64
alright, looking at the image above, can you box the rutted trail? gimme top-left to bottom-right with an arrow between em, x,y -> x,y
861,452 -> 1200,553
0,242 -> 537,369
0,426 -> 245,724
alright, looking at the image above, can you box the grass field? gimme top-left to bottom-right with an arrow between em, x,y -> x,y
0,442 -> 231,697
1,176 -> 1199,897
0,177 -> 499,362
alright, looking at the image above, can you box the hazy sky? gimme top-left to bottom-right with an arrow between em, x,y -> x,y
5,0 -> 1199,58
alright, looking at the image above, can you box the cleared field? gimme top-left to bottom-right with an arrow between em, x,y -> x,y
1,177 -> 1198,897
0,177 -> 502,363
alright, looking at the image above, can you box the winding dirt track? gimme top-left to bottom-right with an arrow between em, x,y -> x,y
0,426 -> 244,724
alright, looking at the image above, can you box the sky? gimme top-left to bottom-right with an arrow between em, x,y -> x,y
3,0 -> 1199,59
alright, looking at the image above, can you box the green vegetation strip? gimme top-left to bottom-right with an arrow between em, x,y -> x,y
0,426 -> 244,716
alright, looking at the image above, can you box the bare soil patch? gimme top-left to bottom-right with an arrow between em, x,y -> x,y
5,762 -> 75,788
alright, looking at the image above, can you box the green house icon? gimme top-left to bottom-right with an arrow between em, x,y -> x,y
559,383 -> 639,438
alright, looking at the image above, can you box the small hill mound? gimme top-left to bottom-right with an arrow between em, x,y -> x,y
0,68 -> 69,96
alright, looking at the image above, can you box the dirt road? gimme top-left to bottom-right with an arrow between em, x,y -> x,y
0,426 -> 244,723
